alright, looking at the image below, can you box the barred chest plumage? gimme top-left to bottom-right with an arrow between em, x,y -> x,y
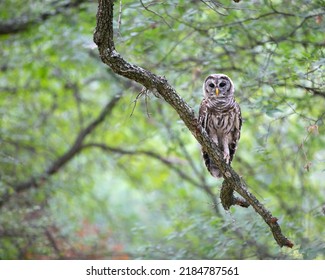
203,98 -> 239,134
207,104 -> 238,135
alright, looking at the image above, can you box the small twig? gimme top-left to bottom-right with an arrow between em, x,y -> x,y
200,0 -> 228,16
117,0 -> 122,36
129,88 -> 151,118
139,0 -> 172,28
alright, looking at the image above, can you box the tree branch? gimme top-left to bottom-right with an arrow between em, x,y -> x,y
94,0 -> 294,248
296,84 -> 325,99
0,0 -> 88,35
81,142 -> 219,213
0,94 -> 121,206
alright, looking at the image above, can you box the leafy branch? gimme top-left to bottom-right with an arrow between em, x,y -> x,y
94,0 -> 294,248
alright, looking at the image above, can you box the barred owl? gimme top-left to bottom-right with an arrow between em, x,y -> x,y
199,74 -> 242,178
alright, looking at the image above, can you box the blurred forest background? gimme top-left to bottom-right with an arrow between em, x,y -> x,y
0,0 -> 324,259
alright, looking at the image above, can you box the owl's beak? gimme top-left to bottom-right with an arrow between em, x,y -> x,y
215,88 -> 219,96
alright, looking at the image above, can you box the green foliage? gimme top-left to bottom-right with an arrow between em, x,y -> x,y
0,0 -> 324,259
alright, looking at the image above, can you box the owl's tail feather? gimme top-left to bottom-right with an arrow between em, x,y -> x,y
202,151 -> 222,178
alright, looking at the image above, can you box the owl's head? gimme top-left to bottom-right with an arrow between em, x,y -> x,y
203,74 -> 234,99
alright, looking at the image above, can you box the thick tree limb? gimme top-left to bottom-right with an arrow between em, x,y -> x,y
94,0 -> 293,248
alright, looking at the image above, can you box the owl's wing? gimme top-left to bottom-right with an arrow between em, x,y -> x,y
199,98 -> 222,178
228,101 -> 242,163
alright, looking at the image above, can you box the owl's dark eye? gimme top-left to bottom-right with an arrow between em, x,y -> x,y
219,82 -> 227,88
208,83 -> 215,88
